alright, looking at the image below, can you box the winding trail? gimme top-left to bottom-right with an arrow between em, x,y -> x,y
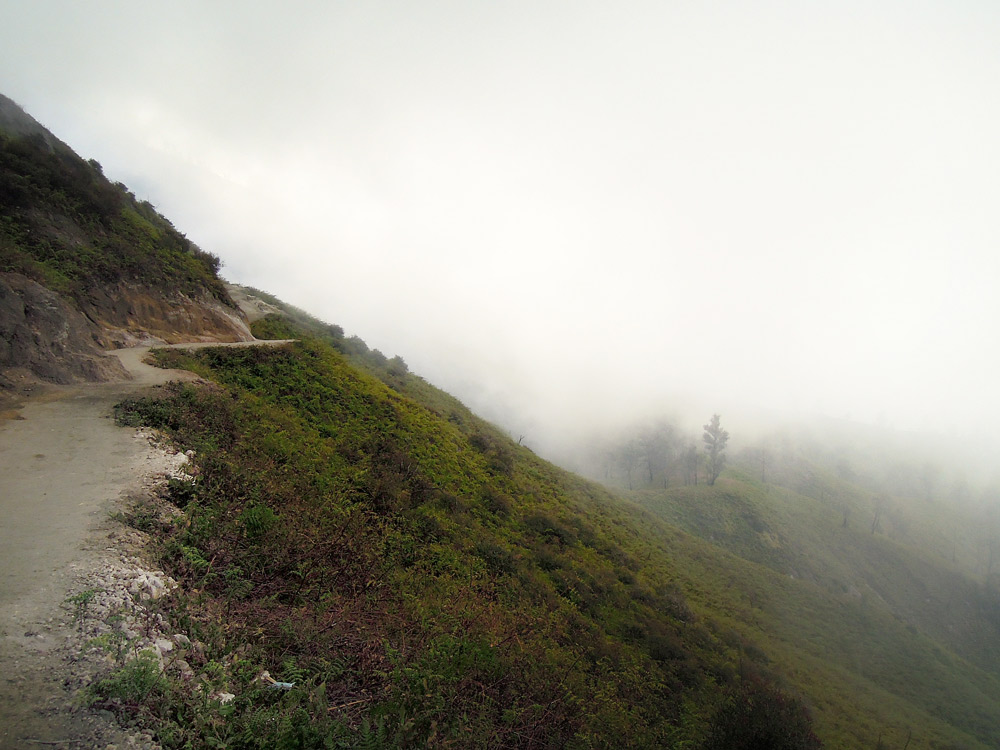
0,340 -> 293,749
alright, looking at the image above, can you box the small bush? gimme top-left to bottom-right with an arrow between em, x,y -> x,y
703,676 -> 821,750
474,541 -> 516,575
65,588 -> 98,625
525,513 -> 576,546
91,651 -> 167,706
166,477 -> 197,508
481,488 -> 512,516
469,431 -> 515,475
240,504 -> 277,539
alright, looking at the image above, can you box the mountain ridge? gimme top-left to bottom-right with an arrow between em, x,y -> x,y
0,93 -> 67,149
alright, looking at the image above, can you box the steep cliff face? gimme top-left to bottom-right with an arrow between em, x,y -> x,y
0,273 -> 127,386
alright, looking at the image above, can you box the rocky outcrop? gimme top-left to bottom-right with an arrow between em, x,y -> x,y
0,95 -> 255,389
225,283 -> 283,323
0,272 -> 254,389
79,282 -> 253,348
0,273 -> 127,386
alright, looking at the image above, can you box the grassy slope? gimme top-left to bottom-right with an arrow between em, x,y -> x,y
634,465 -> 1000,749
5,98 -> 995,746
116,333 -> 747,748
106,308 -> 1000,749
250,299 -> 1000,746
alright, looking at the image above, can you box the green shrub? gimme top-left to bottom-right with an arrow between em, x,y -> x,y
474,541 -> 516,575
703,676 -> 821,750
240,504 -> 277,538
166,477 -> 197,508
91,651 -> 167,706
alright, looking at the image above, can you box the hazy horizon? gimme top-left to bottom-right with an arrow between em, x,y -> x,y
3,1 -> 999,463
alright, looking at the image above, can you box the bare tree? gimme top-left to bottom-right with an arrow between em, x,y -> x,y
639,422 -> 679,488
639,429 -> 659,485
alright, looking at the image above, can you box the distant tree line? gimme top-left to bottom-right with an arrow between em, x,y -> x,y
595,414 -> 729,490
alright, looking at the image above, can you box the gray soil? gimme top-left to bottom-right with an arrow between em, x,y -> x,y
0,340 -> 293,750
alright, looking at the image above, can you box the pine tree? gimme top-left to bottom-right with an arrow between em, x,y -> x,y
703,414 -> 729,486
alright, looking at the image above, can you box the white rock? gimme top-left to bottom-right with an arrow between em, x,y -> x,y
128,571 -> 175,600
173,659 -> 195,679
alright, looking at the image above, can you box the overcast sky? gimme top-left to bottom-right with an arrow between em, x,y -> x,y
2,1 -> 999,456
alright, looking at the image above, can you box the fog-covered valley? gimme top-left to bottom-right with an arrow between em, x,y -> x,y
3,1 -> 999,469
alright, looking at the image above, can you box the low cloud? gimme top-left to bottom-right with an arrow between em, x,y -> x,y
2,1 -> 999,462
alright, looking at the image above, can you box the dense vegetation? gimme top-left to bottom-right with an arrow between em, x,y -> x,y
111,321 -> 826,748
0,129 -> 228,303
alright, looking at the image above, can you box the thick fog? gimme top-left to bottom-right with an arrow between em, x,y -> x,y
3,1 -> 999,461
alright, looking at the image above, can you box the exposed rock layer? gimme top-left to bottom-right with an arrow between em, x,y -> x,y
0,271 -> 253,389
0,272 -> 127,386
80,281 -> 253,347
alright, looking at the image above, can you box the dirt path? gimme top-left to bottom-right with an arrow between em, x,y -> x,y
0,341 -> 293,749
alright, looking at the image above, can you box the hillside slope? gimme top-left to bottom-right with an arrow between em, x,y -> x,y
98,310 -> 994,749
115,331 -> 739,747
632,463 -> 1000,748
0,94 -> 251,390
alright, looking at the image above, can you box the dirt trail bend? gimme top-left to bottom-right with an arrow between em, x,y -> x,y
0,339 -> 293,749
106,338 -> 297,386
